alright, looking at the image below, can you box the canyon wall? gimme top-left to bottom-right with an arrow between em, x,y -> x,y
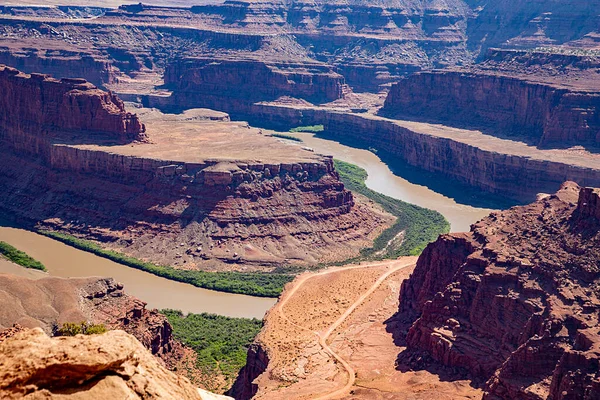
0,65 -> 145,155
0,66 -> 384,269
383,70 -> 600,147
165,58 -> 347,109
0,47 -> 116,87
397,182 -> 600,399
243,104 -> 600,202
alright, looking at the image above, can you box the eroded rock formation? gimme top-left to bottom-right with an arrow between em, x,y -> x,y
382,49 -> 600,148
0,274 -> 179,366
397,181 -> 600,399
0,64 -> 145,150
165,58 -> 348,111
0,328 -> 230,399
0,66 -> 387,269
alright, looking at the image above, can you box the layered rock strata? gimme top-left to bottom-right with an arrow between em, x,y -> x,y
0,274 -> 178,366
234,103 -> 600,203
0,65 -> 145,151
165,58 -> 348,109
397,182 -> 600,399
382,49 -> 600,148
0,328 -> 230,399
0,67 -> 386,269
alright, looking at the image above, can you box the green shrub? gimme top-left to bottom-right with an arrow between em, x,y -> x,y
0,241 -> 46,271
39,232 -> 292,297
289,125 -> 324,133
56,321 -> 107,336
162,310 -> 262,391
334,160 -> 449,259
270,133 -> 303,142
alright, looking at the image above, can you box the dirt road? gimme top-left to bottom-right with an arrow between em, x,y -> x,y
275,258 -> 417,400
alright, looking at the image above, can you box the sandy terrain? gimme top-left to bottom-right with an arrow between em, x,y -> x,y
67,107 -> 323,165
252,258 -> 483,399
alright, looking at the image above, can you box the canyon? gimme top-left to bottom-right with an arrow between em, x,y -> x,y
1,1 -> 600,400
383,48 -> 600,148
397,182 -> 600,399
0,66 -> 390,270
232,182 -> 600,400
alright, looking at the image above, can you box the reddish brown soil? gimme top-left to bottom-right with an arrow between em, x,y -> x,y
235,259 -> 482,400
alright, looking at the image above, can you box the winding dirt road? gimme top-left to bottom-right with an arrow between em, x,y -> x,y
276,257 -> 417,400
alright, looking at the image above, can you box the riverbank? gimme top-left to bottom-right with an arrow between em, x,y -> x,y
0,226 -> 276,319
285,132 -> 495,232
42,231 -> 291,298
334,160 -> 449,258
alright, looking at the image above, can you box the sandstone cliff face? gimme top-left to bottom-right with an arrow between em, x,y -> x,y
228,343 -> 270,399
0,144 -> 378,268
382,48 -> 600,148
0,46 -> 117,87
165,58 -> 347,109
0,328 -> 229,399
397,182 -> 600,399
0,65 -> 385,269
0,65 -> 145,152
314,110 -> 600,202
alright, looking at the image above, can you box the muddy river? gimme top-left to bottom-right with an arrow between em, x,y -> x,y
289,132 -> 495,232
0,131 -> 494,320
0,227 -> 276,319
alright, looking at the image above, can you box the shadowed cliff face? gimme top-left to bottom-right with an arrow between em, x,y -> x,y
382,48 -> 600,149
396,181 -> 600,399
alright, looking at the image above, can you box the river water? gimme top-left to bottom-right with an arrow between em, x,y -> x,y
0,227 -> 276,319
289,132 -> 495,232
0,133 -> 495,319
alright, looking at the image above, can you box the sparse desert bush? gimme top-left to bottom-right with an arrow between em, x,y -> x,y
56,321 -> 107,336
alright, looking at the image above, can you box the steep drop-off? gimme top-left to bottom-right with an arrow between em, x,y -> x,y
382,49 -> 600,148
165,57 -> 348,110
397,181 -> 600,399
0,67 -> 388,270
0,274 -> 180,368
0,64 -> 145,151
0,328 -> 230,399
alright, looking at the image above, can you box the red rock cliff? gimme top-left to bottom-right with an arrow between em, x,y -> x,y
165,58 -> 347,110
397,181 -> 600,399
382,50 -> 600,148
0,65 -> 145,153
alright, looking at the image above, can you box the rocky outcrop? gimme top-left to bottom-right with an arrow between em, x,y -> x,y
0,328 -> 230,399
165,58 -> 347,110
0,274 -> 179,366
382,49 -> 600,148
248,104 -> 600,202
0,144 -> 380,268
396,182 -> 600,399
227,343 -> 269,399
0,45 -> 117,87
0,67 -> 386,269
0,65 -> 145,151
